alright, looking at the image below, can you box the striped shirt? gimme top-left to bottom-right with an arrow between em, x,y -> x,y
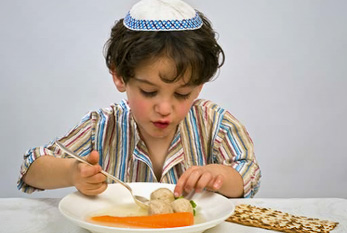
18,99 -> 261,197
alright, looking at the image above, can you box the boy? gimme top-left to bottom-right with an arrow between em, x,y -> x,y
18,0 -> 261,198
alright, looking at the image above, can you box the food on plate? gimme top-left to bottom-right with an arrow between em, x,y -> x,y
89,187 -> 197,228
171,198 -> 194,214
90,212 -> 194,228
148,199 -> 174,215
150,188 -> 175,203
148,188 -> 196,216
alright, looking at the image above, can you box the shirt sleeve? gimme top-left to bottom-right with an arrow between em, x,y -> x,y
17,112 -> 96,194
212,111 -> 261,198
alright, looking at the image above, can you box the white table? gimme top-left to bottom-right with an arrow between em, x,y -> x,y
0,198 -> 346,233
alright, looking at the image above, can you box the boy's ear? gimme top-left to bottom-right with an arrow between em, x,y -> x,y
111,71 -> 126,92
194,84 -> 204,98
198,84 -> 204,94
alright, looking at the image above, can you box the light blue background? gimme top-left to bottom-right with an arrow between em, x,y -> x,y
1,0 -> 346,198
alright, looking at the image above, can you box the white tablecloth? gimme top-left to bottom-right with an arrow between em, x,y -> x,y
1,198 -> 346,233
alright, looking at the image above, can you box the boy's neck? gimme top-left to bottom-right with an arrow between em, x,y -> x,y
140,131 -> 176,181
147,140 -> 171,181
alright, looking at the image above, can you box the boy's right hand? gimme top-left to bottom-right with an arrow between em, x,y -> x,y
70,150 -> 107,196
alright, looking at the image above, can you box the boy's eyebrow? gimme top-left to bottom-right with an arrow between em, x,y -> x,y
133,77 -> 192,88
133,77 -> 156,86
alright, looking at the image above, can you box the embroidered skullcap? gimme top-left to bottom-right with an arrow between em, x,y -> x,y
123,0 -> 203,31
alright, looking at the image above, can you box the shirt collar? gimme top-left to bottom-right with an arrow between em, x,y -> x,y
122,99 -> 185,178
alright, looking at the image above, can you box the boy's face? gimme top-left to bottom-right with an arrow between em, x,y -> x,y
113,56 -> 203,143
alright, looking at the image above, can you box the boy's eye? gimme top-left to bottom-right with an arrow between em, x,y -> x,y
175,92 -> 191,100
140,89 -> 157,97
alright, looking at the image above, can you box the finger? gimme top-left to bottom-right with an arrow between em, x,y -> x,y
76,177 -> 104,193
79,163 -> 101,178
86,150 -> 100,165
86,173 -> 107,184
210,174 -> 224,191
183,169 -> 203,194
83,182 -> 108,196
195,172 -> 213,193
85,181 -> 106,190
174,167 -> 197,197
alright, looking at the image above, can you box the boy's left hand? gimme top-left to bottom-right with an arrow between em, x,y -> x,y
173,164 -> 224,197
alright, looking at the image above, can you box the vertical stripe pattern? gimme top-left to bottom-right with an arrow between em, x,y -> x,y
17,99 -> 261,197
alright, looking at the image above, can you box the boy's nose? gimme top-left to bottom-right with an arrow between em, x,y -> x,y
154,100 -> 172,116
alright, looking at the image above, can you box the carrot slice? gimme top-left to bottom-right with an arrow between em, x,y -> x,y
90,212 -> 194,228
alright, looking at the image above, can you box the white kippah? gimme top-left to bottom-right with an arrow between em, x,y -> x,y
123,0 -> 203,31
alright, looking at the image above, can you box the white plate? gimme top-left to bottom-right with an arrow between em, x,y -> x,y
59,182 -> 234,233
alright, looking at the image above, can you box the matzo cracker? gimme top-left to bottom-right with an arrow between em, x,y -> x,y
226,204 -> 338,233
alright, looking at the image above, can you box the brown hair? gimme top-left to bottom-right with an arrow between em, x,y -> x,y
104,11 -> 225,86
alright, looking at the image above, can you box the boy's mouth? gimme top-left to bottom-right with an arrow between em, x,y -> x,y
153,121 -> 170,129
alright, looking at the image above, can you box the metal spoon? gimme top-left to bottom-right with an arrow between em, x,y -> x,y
55,141 -> 149,209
